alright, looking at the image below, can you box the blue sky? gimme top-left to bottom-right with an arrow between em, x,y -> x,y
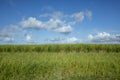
0,0 -> 120,44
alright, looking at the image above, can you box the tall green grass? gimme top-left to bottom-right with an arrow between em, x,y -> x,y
0,44 -> 120,80
0,44 -> 120,53
0,52 -> 120,80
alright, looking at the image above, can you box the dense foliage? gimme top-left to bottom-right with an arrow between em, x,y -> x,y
0,44 -> 120,53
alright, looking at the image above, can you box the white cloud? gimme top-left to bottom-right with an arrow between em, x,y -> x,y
53,25 -> 72,34
86,10 -> 92,19
52,11 -> 65,19
21,10 -> 92,35
88,34 -> 94,40
25,35 -> 33,43
20,17 -> 72,34
45,18 -> 63,30
46,18 -> 72,34
0,31 -> 10,37
21,17 -> 43,29
40,10 -> 92,24
97,32 -> 110,38
0,25 -> 19,37
0,37 -> 14,43
71,12 -> 84,23
88,32 -> 120,43
8,24 -> 19,31
0,25 -> 19,43
3,37 -> 14,42
88,32 -> 110,40
40,11 -> 67,19
66,37 -> 79,43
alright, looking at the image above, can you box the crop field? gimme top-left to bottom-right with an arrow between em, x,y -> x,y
0,44 -> 120,80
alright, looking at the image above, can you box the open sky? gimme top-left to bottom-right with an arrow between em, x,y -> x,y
0,0 -> 120,44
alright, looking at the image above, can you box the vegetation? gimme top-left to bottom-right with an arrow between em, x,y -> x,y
0,44 -> 120,80
0,44 -> 120,53
0,52 -> 120,80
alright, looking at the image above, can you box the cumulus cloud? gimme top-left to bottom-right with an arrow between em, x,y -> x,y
66,37 -> 79,43
25,34 -> 34,43
52,11 -> 65,19
45,18 -> 63,30
1,9 -> 93,44
88,32 -> 120,43
88,34 -> 93,40
21,17 -> 72,34
0,25 -> 19,37
85,10 -> 92,19
3,37 -> 14,42
71,12 -> 84,23
21,10 -> 92,34
40,10 -> 92,24
0,25 -> 19,43
45,18 -> 72,34
20,17 -> 43,29
88,32 -> 110,41
53,25 -> 72,34
0,31 -> 10,37
0,37 -> 14,43
8,24 -> 19,31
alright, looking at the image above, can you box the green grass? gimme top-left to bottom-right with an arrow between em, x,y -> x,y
0,52 -> 120,80
0,44 -> 120,53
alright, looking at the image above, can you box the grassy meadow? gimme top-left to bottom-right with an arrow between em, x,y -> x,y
0,44 -> 120,80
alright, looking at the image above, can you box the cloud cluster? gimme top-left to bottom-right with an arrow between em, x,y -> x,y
3,37 -> 14,42
21,17 -> 72,34
0,25 -> 19,43
21,10 -> 92,34
21,17 -> 43,29
88,32 -> 120,43
0,25 -> 18,37
0,7 -> 92,43
0,37 -> 14,43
